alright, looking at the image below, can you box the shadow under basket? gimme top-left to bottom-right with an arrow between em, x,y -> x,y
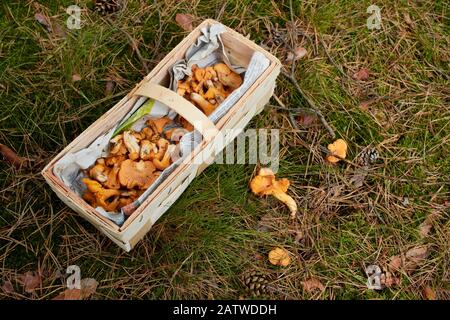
41,19 -> 281,251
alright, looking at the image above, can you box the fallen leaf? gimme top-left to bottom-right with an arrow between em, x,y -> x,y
35,13 -> 52,32
52,277 -> 98,300
105,79 -> 115,96
52,288 -> 82,300
389,255 -> 402,271
423,286 -> 436,300
268,247 -> 291,267
301,278 -> 325,293
80,278 -> 98,299
0,143 -> 28,169
353,67 -> 370,81
34,13 -> 66,38
348,167 -> 368,188
285,47 -> 307,63
296,111 -> 319,127
1,281 -> 15,294
359,98 -> 377,111
175,14 -> 194,31
294,231 -> 304,244
403,12 -> 414,27
404,245 -> 430,271
380,271 -> 400,288
419,223 -> 432,238
419,212 -> 438,238
72,73 -> 82,82
254,253 -> 264,261
17,271 -> 42,293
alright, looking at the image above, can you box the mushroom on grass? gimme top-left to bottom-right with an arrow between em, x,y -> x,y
250,168 -> 297,219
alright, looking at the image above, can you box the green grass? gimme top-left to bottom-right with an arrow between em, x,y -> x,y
0,0 -> 449,300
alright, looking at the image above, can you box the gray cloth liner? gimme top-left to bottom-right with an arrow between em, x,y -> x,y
52,23 -> 270,226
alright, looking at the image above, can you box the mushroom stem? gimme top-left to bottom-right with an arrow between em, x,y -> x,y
190,93 -> 216,115
272,191 -> 298,219
123,131 -> 141,160
153,145 -> 175,170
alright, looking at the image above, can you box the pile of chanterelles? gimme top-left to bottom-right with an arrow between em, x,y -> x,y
82,117 -> 188,213
176,63 -> 243,130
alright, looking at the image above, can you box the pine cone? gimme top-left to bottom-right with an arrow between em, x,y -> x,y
358,148 -> 379,166
242,271 -> 271,296
94,0 -> 122,15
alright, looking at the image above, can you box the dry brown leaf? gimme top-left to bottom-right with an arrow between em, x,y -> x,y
105,79 -> 115,96
72,73 -> 82,82
175,14 -> 194,31
389,255 -> 402,271
286,47 -> 307,63
353,67 -> 370,81
34,13 -> 66,38
296,111 -> 319,127
403,12 -> 414,27
17,271 -> 42,293
419,223 -> 433,238
380,271 -> 400,288
348,168 -> 368,188
52,278 -> 98,300
35,13 -> 52,32
80,278 -> 98,299
423,286 -> 436,300
419,212 -> 438,238
359,98 -> 377,111
0,143 -> 28,169
52,288 -> 82,300
301,278 -> 325,293
1,281 -> 15,294
404,245 -> 430,271
294,231 -> 304,244
268,247 -> 291,267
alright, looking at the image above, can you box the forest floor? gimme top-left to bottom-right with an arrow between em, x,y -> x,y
0,0 -> 448,299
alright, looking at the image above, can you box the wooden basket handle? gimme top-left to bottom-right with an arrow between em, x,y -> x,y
133,83 -> 219,142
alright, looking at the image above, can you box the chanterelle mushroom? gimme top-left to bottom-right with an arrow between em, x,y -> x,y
250,168 -> 297,219
110,134 -> 127,155
147,117 -> 171,134
89,163 -> 108,183
140,139 -> 157,161
118,159 -> 156,189
104,166 -> 120,190
190,92 -> 216,115
82,178 -> 121,212
105,155 -> 126,167
213,63 -> 243,90
325,139 -> 347,163
154,138 -> 169,161
123,131 -> 141,160
96,188 -> 121,212
153,144 -> 175,170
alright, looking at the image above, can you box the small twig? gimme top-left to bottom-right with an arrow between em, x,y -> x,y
102,16 -> 149,74
119,27 -> 149,74
279,1 -> 335,139
318,35 -> 349,80
288,0 -> 296,77
281,69 -> 336,139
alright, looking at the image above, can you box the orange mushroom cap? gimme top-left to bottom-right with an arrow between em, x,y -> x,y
118,159 -> 157,190
325,139 -> 347,163
250,168 -> 297,219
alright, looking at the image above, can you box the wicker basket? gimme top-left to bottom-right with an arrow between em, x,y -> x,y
41,19 -> 281,251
